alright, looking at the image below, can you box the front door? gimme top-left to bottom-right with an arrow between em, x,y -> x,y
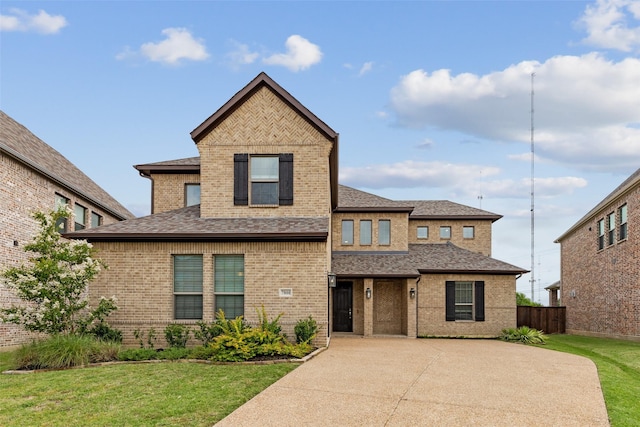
333,281 -> 353,332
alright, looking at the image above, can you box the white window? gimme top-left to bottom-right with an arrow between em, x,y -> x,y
91,212 -> 102,228
379,220 -> 391,245
463,226 -> 475,239
440,226 -> 451,239
619,204 -> 628,241
597,219 -> 605,250
455,281 -> 473,320
215,255 -> 244,318
608,212 -> 615,246
342,220 -> 354,245
360,220 -> 372,245
250,156 -> 279,205
174,255 -> 203,320
417,226 -> 428,239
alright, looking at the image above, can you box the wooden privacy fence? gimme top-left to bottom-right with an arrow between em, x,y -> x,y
517,306 -> 566,334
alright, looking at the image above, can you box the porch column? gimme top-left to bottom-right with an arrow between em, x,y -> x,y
363,278 -> 373,336
407,277 -> 418,338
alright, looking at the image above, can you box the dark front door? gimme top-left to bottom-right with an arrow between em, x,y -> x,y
333,281 -> 353,332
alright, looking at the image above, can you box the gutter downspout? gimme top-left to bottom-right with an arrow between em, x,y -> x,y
138,170 -> 155,214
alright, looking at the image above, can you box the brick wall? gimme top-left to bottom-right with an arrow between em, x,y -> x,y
197,86 -> 333,219
151,173 -> 200,214
331,212 -> 409,252
1,153 -> 124,348
89,240 -> 330,347
560,186 -> 640,339
408,219 -> 493,256
417,273 -> 516,337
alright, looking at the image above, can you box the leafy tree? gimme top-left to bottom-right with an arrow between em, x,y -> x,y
0,208 -> 117,335
516,292 -> 543,307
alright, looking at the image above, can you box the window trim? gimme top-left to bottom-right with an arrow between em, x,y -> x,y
74,203 -> 87,231
360,220 -> 372,245
250,155 -> 279,206
440,226 -> 451,240
597,218 -> 605,250
91,212 -> 102,228
342,220 -> 354,245
463,226 -> 475,239
234,153 -> 293,206
214,255 -> 245,319
173,255 -> 203,320
619,204 -> 628,241
55,194 -> 69,233
608,212 -> 615,246
379,219 -> 391,246
185,183 -> 201,207
417,226 -> 429,239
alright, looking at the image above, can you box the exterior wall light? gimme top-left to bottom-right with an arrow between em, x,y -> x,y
366,287 -> 372,299
327,272 -> 337,288
410,288 -> 416,299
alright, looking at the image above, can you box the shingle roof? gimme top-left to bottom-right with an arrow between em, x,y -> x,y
332,243 -> 527,277
66,205 -> 328,242
336,185 -> 414,212
0,111 -> 134,220
135,157 -> 200,175
404,200 -> 502,221
556,167 -> 640,242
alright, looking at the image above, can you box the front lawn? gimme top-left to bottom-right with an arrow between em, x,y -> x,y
539,334 -> 640,427
0,351 -> 297,426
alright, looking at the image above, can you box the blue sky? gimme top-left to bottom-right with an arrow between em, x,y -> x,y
2,0 -> 640,304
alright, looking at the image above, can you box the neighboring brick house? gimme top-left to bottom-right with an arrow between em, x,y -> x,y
0,111 -> 135,348
556,168 -> 640,340
67,73 -> 526,346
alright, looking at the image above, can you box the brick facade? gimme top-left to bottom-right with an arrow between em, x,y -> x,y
89,241 -> 329,347
417,273 -> 516,337
0,152 -> 126,348
408,219 -> 493,256
150,173 -> 201,214
332,212 -> 409,252
558,176 -> 640,340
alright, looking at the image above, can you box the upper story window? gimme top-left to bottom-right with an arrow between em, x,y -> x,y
185,184 -> 201,207
608,212 -> 616,246
597,219 -> 605,250
55,194 -> 69,232
342,220 -> 354,245
360,220 -> 372,245
234,154 -> 293,206
91,212 -> 102,228
440,226 -> 451,239
417,226 -> 429,239
74,204 -> 87,231
379,220 -> 391,245
463,226 -> 475,239
251,156 -> 279,205
619,204 -> 628,241
174,255 -> 203,320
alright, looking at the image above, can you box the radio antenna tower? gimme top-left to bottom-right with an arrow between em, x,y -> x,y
530,72 -> 536,302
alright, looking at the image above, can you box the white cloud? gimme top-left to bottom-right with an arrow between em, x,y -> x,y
226,40 -> 259,69
389,53 -> 640,172
577,0 -> 640,51
120,28 -> 209,65
415,138 -> 434,149
0,9 -> 67,34
340,160 -> 586,200
359,62 -> 374,76
263,35 -> 322,72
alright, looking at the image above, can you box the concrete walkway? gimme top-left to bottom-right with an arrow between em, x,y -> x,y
216,337 -> 609,426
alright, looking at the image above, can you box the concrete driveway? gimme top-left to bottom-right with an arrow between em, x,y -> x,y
216,337 -> 609,426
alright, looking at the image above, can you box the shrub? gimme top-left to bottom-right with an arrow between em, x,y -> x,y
133,328 -> 157,349
117,348 -> 159,361
158,347 -> 190,360
164,324 -> 190,348
188,345 -> 217,360
14,335 -> 120,370
87,321 -> 123,343
499,326 -> 547,345
294,316 -> 318,344
193,320 -> 224,346
256,306 -> 283,336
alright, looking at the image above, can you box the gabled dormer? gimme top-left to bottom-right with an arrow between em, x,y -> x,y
190,72 -> 339,218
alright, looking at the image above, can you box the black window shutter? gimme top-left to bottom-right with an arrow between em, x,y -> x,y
279,153 -> 294,206
445,281 -> 456,321
475,281 -> 485,322
234,154 -> 248,206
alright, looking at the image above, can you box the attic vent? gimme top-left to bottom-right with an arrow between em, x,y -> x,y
279,288 -> 293,298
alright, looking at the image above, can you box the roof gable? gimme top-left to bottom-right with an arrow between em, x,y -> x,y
0,111 -> 134,220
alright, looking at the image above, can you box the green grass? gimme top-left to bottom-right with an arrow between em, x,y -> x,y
0,350 -> 297,426
539,334 -> 640,427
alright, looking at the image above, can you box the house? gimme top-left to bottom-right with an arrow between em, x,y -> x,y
0,111 -> 135,348
66,73 -> 526,346
555,168 -> 640,340
545,281 -> 560,307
